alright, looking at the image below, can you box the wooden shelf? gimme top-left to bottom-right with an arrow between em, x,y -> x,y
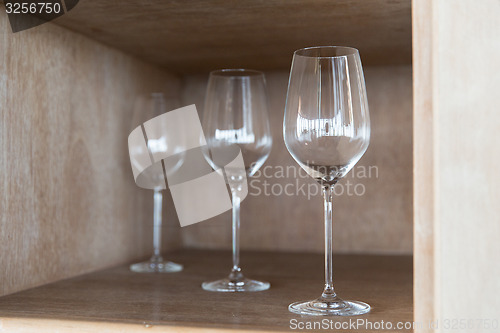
0,250 -> 412,332
54,0 -> 411,73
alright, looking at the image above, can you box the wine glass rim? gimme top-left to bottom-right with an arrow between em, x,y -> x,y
294,46 -> 359,58
210,69 -> 264,78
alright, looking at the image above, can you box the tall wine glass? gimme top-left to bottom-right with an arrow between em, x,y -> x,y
201,69 -> 272,292
284,46 -> 371,315
128,93 -> 183,273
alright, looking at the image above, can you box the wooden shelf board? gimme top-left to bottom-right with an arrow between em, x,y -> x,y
0,250 -> 412,332
53,0 -> 411,73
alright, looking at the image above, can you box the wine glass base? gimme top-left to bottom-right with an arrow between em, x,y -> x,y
202,277 -> 270,292
289,298 -> 370,316
130,260 -> 183,273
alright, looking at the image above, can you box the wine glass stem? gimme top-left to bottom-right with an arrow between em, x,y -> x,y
322,185 -> 336,298
231,191 -> 241,273
153,189 -> 163,259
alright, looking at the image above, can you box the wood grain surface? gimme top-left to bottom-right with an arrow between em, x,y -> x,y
53,0 -> 412,73
413,0 -> 500,330
180,66 -> 413,255
0,250 -> 413,332
0,10 -> 182,297
412,0 -> 436,330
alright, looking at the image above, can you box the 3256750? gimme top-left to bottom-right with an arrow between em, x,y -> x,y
5,2 -> 62,15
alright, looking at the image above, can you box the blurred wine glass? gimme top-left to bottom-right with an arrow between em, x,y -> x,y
128,93 -> 183,273
284,46 -> 370,315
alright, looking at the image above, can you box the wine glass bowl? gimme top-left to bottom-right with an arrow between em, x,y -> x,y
202,69 -> 272,177
284,46 -> 370,186
201,69 -> 272,292
284,46 -> 370,315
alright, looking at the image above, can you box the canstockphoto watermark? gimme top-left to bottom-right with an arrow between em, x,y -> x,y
249,164 -> 378,199
128,104 -> 248,227
289,318 -> 499,331
290,318 -> 415,331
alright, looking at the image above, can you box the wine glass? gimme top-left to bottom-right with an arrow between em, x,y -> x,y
201,69 -> 273,292
128,93 -> 183,273
283,46 -> 371,315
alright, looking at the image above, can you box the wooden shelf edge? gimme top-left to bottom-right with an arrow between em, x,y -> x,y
0,318 -> 277,333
